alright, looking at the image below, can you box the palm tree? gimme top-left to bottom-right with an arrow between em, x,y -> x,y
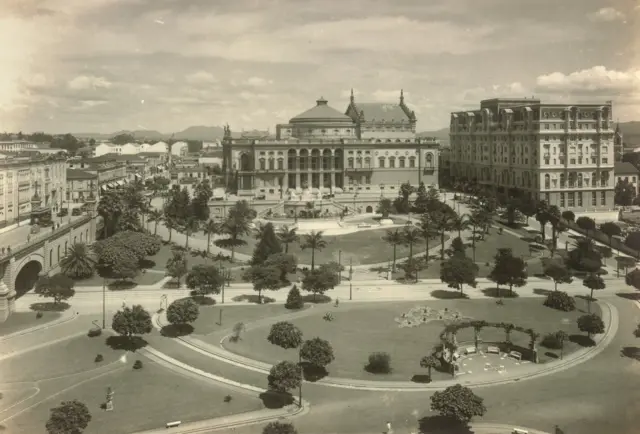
418,216 -> 435,264
164,214 -> 177,242
202,219 -> 220,255
419,355 -> 439,379
277,225 -> 299,253
147,209 -> 163,236
181,218 -> 201,249
60,242 -> 96,279
471,320 -> 488,351
403,226 -> 422,261
252,221 -> 268,240
547,205 -> 562,253
431,208 -> 457,260
535,202 -> 550,242
383,229 -> 404,272
451,214 -> 471,238
300,231 -> 327,270
215,216 -> 250,261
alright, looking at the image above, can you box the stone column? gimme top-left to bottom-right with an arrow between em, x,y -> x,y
0,259 -> 17,323
296,150 -> 301,189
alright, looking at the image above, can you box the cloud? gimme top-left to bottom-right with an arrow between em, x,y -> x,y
458,82 -> 528,103
185,71 -> 217,85
246,77 -> 273,87
67,75 -> 112,90
535,66 -> 640,94
587,7 -> 625,22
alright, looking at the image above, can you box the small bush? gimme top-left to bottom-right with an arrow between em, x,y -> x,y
94,354 -> 104,363
36,311 -> 43,319
88,327 -> 102,338
133,360 -> 143,370
541,333 -> 562,349
543,291 -> 576,312
365,352 -> 391,374
223,395 -> 232,403
323,312 -> 334,322
285,285 -> 304,310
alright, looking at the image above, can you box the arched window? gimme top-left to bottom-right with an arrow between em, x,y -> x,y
348,157 -> 354,169
268,158 -> 275,170
577,173 -> 583,187
398,157 -> 405,168
57,245 -> 60,263
408,157 -> 416,168
259,158 -> 266,170
364,157 -> 371,168
389,157 -> 396,168
277,158 -> 284,170
49,249 -> 53,267
378,157 -> 385,168
559,174 -> 565,188
65,241 -> 68,255
425,153 -> 434,167
357,158 -> 363,168
591,172 -> 597,187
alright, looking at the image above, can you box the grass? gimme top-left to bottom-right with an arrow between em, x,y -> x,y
0,335 -> 128,383
0,311 -> 62,336
190,303 -> 297,337
2,357 -> 263,434
73,270 -> 166,288
229,228 -> 438,266
223,298 -> 598,381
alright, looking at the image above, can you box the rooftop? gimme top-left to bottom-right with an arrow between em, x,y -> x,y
67,168 -> 98,180
614,161 -> 638,174
289,98 -> 354,124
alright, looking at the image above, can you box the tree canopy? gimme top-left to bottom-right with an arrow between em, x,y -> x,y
430,384 -> 487,424
35,274 -> 75,304
46,400 -> 91,434
112,304 -> 152,338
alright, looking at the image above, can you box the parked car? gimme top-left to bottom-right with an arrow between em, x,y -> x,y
57,209 -> 68,217
72,208 -> 82,216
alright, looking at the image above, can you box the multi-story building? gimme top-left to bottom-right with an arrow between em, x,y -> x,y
449,98 -> 616,215
222,91 -> 439,200
0,140 -> 39,152
94,141 -> 169,157
614,161 -> 640,197
0,154 -> 67,228
66,159 -> 127,197
66,169 -> 99,205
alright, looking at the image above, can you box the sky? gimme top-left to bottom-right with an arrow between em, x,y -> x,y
1,0 -> 639,134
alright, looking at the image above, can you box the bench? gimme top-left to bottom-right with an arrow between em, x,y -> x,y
512,429 -> 528,434
166,421 -> 182,428
487,346 -> 500,354
509,351 -> 522,361
465,346 -> 476,355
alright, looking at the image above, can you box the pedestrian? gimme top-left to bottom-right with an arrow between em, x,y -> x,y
335,297 -> 339,307
386,421 -> 392,433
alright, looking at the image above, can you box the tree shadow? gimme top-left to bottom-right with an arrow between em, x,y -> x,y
533,273 -> 550,279
369,266 -> 387,273
616,292 -> 640,301
481,287 -> 519,298
29,302 -> 70,312
417,415 -> 472,434
430,290 -> 468,300
163,281 -> 181,289
411,374 -> 432,383
160,324 -> 194,338
301,294 -> 331,304
300,362 -> 328,382
139,258 -> 156,269
545,351 -> 559,360
108,280 -> 137,291
187,293 -> 217,305
569,334 -> 596,348
105,335 -> 148,352
533,288 -> 552,296
620,347 -> 640,361
259,391 -> 294,409
231,294 -> 276,304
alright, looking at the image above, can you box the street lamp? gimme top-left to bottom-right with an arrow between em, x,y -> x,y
349,258 -> 353,301
379,183 -> 384,198
338,250 -> 342,284
298,350 -> 303,408
102,277 -> 107,329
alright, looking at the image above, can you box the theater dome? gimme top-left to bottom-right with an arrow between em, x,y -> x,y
289,97 -> 354,125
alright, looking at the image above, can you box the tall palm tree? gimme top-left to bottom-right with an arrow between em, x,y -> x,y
418,215 -> 436,264
60,242 -> 97,279
402,226 -> 422,261
215,215 -> 250,261
300,230 -> 327,270
383,229 -> 404,272
431,208 -> 458,260
147,209 -> 163,236
164,217 -> 178,243
451,213 -> 471,238
252,221 -> 268,240
277,225 -> 299,254
547,205 -> 562,253
202,219 -> 221,255
535,201 -> 550,242
181,217 -> 201,249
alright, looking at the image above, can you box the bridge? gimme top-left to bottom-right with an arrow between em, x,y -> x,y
0,205 -> 102,322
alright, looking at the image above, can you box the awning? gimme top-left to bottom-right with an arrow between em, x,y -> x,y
116,180 -> 125,186
107,182 -> 116,188
100,185 -> 108,191
134,173 -> 142,179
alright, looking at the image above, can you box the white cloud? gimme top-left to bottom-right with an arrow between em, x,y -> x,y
67,75 -> 112,90
185,71 -> 217,85
536,66 -> 640,93
458,82 -> 527,102
246,77 -> 272,87
587,7 -> 625,22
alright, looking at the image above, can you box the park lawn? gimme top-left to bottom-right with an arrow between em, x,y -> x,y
3,358 -> 264,434
191,303 -> 298,337
230,228 -> 439,266
0,311 -> 62,336
0,387 -> 38,411
224,299 -> 599,381
0,335 -> 127,383
73,270 -> 166,288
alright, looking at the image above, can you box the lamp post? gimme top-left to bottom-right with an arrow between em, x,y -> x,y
349,258 -> 353,300
102,277 -> 107,329
338,250 -> 342,283
220,265 -> 225,304
298,350 -> 303,408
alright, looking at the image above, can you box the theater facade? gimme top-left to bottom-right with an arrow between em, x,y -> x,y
217,91 -> 440,218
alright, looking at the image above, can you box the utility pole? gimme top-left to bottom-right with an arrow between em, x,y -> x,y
338,250 -> 342,283
102,277 -> 106,329
349,258 -> 353,301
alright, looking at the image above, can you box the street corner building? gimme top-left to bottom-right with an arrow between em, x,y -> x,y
445,98 -> 620,222
219,90 -> 440,217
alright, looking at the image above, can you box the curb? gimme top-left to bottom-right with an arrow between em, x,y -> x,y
156,301 -> 618,392
0,310 -> 78,342
470,422 -> 551,434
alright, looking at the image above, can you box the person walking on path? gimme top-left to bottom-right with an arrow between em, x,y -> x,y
385,421 -> 392,433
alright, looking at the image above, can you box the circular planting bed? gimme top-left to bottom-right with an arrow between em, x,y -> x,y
221,298 -> 599,382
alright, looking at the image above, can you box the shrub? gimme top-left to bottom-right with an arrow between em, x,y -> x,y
94,354 -> 104,363
543,291 -> 576,312
541,333 -> 562,349
36,311 -> 43,319
223,395 -> 232,403
87,327 -> 102,338
323,312 -> 334,322
133,360 -> 143,370
285,285 -> 304,310
365,352 -> 391,374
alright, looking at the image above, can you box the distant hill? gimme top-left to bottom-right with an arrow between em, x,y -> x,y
417,127 -> 449,140
174,126 -> 225,141
73,126 -> 226,141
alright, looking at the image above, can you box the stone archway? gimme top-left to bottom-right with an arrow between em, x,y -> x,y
15,260 -> 43,298
366,205 -> 373,213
